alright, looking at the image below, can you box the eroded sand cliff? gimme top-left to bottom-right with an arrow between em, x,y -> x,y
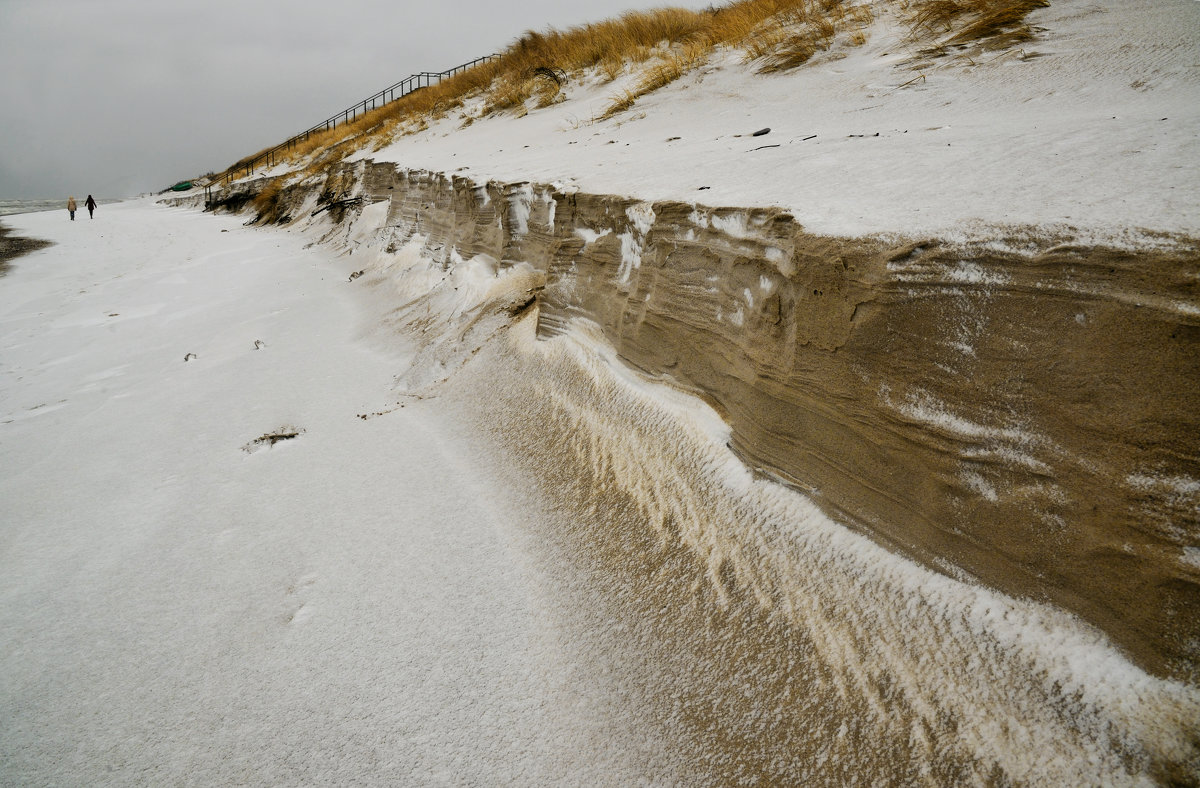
202,162 -> 1200,685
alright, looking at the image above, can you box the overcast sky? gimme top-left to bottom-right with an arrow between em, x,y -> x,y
0,0 -> 713,199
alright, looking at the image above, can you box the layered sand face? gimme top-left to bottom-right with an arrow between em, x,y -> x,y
232,163 -> 1200,683
177,158 -> 1200,781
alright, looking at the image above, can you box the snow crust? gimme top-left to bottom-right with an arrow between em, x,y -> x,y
360,0 -> 1199,241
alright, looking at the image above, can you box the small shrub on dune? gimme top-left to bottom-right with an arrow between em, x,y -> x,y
250,178 -> 284,217
532,68 -> 567,108
953,0 -> 1049,43
600,54 -> 627,83
743,0 -> 877,74
602,42 -> 709,119
481,74 -> 534,116
909,0 -> 966,32
907,0 -> 1050,50
604,90 -> 639,119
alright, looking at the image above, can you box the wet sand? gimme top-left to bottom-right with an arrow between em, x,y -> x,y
0,221 -> 52,275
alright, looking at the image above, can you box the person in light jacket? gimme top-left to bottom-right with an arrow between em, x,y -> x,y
85,195 -> 96,219
67,196 -> 76,221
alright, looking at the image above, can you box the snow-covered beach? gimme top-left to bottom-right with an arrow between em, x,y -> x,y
3,0 -> 1199,782
3,194 -> 1197,783
0,203 -> 670,784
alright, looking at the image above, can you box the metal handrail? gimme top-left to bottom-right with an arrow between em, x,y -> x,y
217,54 -> 499,186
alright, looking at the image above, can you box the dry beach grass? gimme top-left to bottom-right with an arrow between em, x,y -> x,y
216,0 -> 1050,183
908,0 -> 1049,45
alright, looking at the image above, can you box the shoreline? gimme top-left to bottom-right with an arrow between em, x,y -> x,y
0,220 -> 53,274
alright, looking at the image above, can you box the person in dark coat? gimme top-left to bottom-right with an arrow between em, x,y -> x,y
85,195 -> 97,219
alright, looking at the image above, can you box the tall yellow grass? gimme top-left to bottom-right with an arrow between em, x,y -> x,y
905,0 -> 1050,48
216,0 -> 1050,184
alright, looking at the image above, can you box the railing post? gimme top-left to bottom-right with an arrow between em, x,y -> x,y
215,53 -> 497,182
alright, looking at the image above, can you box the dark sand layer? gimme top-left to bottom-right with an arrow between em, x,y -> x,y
0,222 -> 53,274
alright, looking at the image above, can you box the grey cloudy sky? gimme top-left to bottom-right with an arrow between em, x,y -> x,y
0,0 -> 712,199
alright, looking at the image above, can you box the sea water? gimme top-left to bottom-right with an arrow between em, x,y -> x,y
0,197 -> 119,217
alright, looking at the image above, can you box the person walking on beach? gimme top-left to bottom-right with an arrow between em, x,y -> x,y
67,196 -> 76,221
85,195 -> 96,219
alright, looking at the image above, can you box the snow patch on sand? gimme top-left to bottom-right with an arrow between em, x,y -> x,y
616,202 -> 655,285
